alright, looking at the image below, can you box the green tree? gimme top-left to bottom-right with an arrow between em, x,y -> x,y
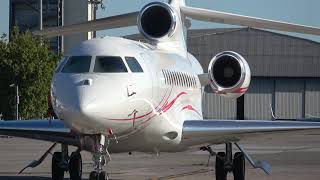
0,27 -> 60,119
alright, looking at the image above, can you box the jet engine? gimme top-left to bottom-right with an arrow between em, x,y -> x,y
208,51 -> 251,98
138,2 -> 177,41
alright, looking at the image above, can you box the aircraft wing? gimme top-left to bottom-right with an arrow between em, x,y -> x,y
0,120 -> 79,146
181,6 -> 320,36
182,120 -> 320,146
33,12 -> 139,38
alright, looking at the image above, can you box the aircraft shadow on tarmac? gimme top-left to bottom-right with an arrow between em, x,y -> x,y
0,177 -> 123,180
0,177 -> 51,180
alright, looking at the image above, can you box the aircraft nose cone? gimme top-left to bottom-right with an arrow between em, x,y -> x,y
77,92 -> 98,118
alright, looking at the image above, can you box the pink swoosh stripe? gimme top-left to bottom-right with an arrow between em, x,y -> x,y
181,105 -> 201,116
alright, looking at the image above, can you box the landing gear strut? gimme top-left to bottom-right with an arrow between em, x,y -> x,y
214,143 -> 245,180
89,134 -> 111,180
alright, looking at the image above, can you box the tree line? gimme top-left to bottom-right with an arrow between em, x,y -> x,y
0,27 -> 60,120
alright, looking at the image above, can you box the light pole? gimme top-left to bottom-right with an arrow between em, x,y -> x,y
40,0 -> 43,31
9,84 -> 19,120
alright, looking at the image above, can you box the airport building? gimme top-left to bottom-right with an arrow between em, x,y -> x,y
9,0 -> 98,53
188,28 -> 320,120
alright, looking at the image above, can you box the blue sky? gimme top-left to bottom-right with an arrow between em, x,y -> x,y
1,0 -> 320,42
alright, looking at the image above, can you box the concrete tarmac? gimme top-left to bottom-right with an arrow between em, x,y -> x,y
0,132 -> 320,180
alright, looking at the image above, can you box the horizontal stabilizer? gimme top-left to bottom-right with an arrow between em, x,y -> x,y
34,12 -> 139,38
181,6 -> 320,36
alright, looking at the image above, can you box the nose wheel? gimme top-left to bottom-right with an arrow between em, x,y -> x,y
89,171 -> 109,180
89,134 -> 111,180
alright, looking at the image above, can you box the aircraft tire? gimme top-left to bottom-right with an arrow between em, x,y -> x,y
233,152 -> 245,180
89,171 -> 98,180
52,152 -> 64,180
69,152 -> 82,180
215,152 -> 227,180
99,171 -> 106,180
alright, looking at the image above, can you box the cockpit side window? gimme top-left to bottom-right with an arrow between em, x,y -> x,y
61,56 -> 92,73
55,56 -> 68,73
125,57 -> 144,73
94,56 -> 128,73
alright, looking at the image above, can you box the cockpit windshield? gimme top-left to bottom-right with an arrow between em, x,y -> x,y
94,56 -> 128,73
55,56 -> 68,73
61,56 -> 92,73
125,57 -> 144,73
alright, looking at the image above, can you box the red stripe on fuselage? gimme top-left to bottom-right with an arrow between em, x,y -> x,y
161,92 -> 187,113
108,87 -> 174,121
181,105 -> 201,116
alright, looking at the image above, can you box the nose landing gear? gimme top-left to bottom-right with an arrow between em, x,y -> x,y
89,134 -> 111,180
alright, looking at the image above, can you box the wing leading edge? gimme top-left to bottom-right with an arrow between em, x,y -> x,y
33,12 -> 139,38
0,120 -> 79,146
181,6 -> 320,36
182,120 -> 320,146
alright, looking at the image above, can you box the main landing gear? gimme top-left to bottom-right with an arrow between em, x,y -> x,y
52,134 -> 111,180
52,145 -> 82,180
201,143 -> 271,180
215,143 -> 245,180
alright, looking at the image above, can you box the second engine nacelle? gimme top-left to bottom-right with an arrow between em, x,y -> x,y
208,51 -> 251,98
137,2 -> 177,41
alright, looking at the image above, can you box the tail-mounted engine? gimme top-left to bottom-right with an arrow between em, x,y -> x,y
208,51 -> 251,98
138,2 -> 177,41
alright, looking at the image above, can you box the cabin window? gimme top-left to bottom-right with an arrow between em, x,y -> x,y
94,56 -> 128,73
61,56 -> 92,73
125,57 -> 143,72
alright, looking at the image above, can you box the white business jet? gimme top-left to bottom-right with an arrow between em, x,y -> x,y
1,0 -> 320,180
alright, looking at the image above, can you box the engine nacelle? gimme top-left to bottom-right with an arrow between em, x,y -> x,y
138,2 -> 177,41
208,51 -> 251,98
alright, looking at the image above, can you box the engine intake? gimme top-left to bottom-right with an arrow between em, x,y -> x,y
208,51 -> 251,98
138,2 -> 177,40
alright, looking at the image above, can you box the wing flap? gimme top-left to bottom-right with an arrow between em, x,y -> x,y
181,6 -> 320,36
34,12 -> 139,38
182,120 -> 320,146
